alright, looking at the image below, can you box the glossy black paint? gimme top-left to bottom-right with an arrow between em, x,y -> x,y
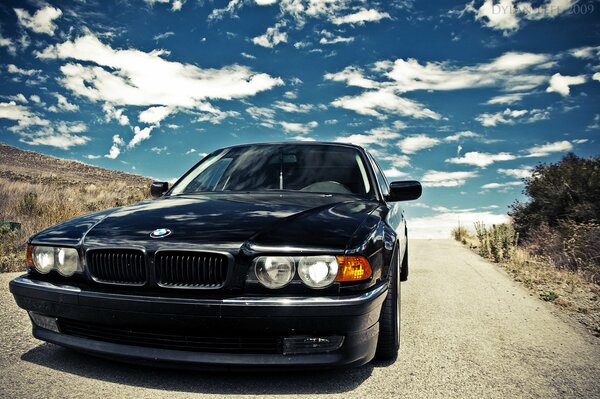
387,180 -> 423,202
150,181 -> 169,198
12,142 -> 421,368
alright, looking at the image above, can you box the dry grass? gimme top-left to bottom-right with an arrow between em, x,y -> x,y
455,222 -> 600,338
0,143 -> 151,272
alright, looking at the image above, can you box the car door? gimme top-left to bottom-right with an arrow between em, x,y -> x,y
367,153 -> 406,260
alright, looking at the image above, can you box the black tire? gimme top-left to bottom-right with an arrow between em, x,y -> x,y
375,246 -> 401,360
400,244 -> 409,282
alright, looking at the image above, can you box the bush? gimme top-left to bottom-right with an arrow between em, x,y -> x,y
510,153 -> 600,239
451,225 -> 470,243
524,221 -> 600,283
473,222 -> 518,263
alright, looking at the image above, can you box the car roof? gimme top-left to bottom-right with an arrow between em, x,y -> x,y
217,141 -> 366,152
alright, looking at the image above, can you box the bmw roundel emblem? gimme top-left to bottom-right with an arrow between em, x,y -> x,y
150,228 -> 172,238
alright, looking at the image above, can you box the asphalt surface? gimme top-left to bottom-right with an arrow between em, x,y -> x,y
1,239 -> 599,399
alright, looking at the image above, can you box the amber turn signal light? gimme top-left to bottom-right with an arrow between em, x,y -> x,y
335,256 -> 372,282
26,244 -> 34,268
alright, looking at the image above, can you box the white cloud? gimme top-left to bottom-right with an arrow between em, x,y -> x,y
324,66 -> 379,89
14,6 -> 62,36
153,31 -> 175,41
102,104 -> 129,126
283,90 -> 297,99
144,0 -> 185,11
327,50 -> 554,120
193,109 -> 239,124
36,34 -> 282,131
525,140 -> 573,157
0,35 -> 17,56
256,0 -> 278,5
128,126 -> 155,148
15,121 -> 89,150
464,0 -> 578,35
498,167 -> 532,179
546,73 -> 586,96
379,154 -> 411,169
50,94 -> 78,112
384,167 -> 408,179
0,101 -> 49,130
6,93 -> 28,104
150,146 -> 168,154
319,30 -> 354,45
335,127 -> 401,147
208,0 -> 242,20
7,64 -> 41,76
570,45 -> 600,60
241,52 -> 256,59
446,151 -> 516,168
20,128 -> 90,149
421,170 -> 478,187
481,181 -> 523,189
445,131 -> 480,141
331,8 -> 391,25
37,34 -> 283,106
383,52 -> 551,93
273,101 -> 313,113
247,106 -> 276,121
331,88 -> 441,120
280,121 -> 318,134
105,134 -> 124,159
476,107 -> 549,126
171,0 -> 185,11
486,92 -> 525,105
139,106 -> 173,125
398,134 -> 441,154
593,72 -> 600,82
252,22 -> 288,48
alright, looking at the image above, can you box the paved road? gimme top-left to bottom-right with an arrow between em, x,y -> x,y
1,240 -> 599,399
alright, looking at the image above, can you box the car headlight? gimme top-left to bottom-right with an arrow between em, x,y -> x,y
31,246 -> 54,274
55,247 -> 80,276
28,245 -> 81,276
254,256 -> 295,289
298,256 -> 338,288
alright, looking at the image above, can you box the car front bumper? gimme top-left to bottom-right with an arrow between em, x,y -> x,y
9,275 -> 387,369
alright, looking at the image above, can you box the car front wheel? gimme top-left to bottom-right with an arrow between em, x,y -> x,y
375,245 -> 401,360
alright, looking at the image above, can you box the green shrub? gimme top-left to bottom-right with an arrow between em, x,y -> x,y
451,225 -> 470,242
473,222 -> 518,262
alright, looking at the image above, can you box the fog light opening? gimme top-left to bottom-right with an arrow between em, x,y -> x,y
282,335 -> 344,355
29,312 -> 60,333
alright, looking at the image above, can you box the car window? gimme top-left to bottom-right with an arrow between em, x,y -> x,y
368,154 -> 390,197
170,145 -> 375,199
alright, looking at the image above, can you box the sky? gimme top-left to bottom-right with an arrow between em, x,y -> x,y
0,0 -> 599,238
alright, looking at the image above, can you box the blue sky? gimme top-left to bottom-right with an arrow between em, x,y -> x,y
0,0 -> 599,237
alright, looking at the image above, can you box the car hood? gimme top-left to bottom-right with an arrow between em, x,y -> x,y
32,193 -> 379,253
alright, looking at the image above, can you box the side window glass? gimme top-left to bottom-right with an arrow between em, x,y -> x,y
368,154 -> 389,197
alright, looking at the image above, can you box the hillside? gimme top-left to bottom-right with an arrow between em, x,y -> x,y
0,143 -> 152,188
0,143 -> 152,272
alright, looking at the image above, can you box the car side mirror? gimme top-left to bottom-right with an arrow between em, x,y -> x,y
386,180 -> 422,202
150,181 -> 169,198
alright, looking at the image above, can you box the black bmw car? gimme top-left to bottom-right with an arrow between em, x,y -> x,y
10,142 -> 421,369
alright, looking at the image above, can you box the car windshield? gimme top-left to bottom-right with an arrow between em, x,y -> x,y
170,144 -> 374,198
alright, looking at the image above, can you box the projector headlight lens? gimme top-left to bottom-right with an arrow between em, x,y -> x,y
30,246 -> 81,276
32,246 -> 55,274
56,247 -> 80,276
254,256 -> 295,289
298,256 -> 339,288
